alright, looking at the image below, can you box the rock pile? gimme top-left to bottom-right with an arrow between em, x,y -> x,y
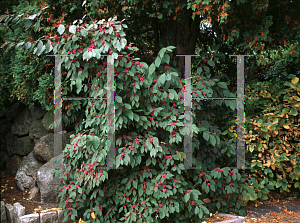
0,101 -> 78,222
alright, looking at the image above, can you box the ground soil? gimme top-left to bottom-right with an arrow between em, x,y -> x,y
0,171 -> 61,215
1,170 -> 299,223
243,191 -> 300,223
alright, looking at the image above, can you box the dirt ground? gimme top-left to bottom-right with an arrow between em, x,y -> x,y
0,171 -> 61,215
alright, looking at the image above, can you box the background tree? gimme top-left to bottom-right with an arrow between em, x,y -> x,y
1,0 -> 300,111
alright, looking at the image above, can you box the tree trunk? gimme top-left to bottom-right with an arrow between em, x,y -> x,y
156,8 -> 200,73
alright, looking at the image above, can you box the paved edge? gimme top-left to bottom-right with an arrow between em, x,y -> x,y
215,213 -> 245,223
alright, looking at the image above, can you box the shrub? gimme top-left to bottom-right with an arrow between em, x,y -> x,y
40,16 -> 257,222
1,2 -> 260,221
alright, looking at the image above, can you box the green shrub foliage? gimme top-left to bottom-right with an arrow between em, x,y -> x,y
44,16 -> 256,222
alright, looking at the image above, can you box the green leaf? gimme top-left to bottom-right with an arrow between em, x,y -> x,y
209,135 -> 216,146
155,57 -> 161,67
201,206 -> 209,215
166,73 -> 171,81
218,82 -> 228,89
115,96 -> 122,103
158,48 -> 165,58
133,113 -> 139,122
24,42 -> 31,50
138,185 -> 143,196
166,46 -> 176,51
36,41 -> 42,53
34,20 -> 40,32
214,52 -> 225,62
207,60 -> 215,67
158,74 -> 166,85
149,63 -> 156,75
124,109 -> 134,121
120,38 -> 127,49
184,193 -> 190,203
197,67 -> 203,74
160,211 -> 165,219
27,14 -> 37,20
133,181 -> 137,189
290,109 -> 298,116
163,54 -> 170,64
281,179 -> 287,190
81,29 -> 88,37
124,103 -> 131,109
247,186 -> 256,199
36,40 -> 43,55
146,159 -> 151,166
203,66 -> 210,73
282,108 -> 289,114
69,25 -> 76,34
203,132 -> 209,141
169,89 -> 178,100
15,41 -> 24,50
92,137 -> 100,149
72,35 -> 78,42
191,189 -> 201,197
58,24 -> 65,35
205,185 -> 209,193
216,201 -> 221,209
24,19 -> 32,28
295,166 -> 300,175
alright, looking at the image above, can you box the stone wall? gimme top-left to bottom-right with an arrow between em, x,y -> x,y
1,200 -> 74,223
0,101 -> 84,222
0,101 -> 75,175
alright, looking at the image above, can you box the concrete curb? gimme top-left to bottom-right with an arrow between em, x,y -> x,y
215,213 -> 245,223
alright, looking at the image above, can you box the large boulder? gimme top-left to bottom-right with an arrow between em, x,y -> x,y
0,109 -> 5,120
42,110 -> 55,133
0,133 -> 9,171
0,149 -> 9,171
1,201 -> 7,223
29,102 -> 47,121
29,119 -> 50,143
0,118 -> 13,135
5,155 -> 23,176
15,151 -> 44,192
41,110 -> 74,132
14,136 -> 34,156
4,102 -> 26,121
11,107 -> 33,137
33,132 -> 74,163
36,153 -> 65,203
5,131 -> 18,156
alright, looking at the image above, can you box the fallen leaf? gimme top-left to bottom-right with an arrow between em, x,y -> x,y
91,212 -> 96,219
203,198 -> 211,203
